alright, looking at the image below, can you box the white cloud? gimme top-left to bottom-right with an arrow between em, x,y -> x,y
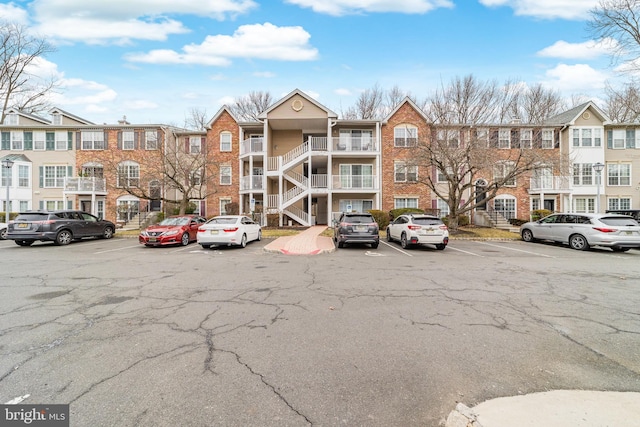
0,3 -> 30,24
479,0 -> 598,20
285,0 -> 453,16
253,71 -> 276,78
126,23 -> 319,65
30,0 -> 257,43
335,88 -> 352,96
537,38 -> 618,59
541,64 -> 609,92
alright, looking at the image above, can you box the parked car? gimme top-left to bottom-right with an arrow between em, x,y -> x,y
139,215 -> 206,247
197,215 -> 261,249
605,209 -> 640,221
520,213 -> 640,251
386,214 -> 449,250
0,222 -> 6,240
6,210 -> 115,246
333,212 -> 379,248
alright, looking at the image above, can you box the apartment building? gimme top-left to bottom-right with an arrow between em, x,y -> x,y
2,90 -> 639,227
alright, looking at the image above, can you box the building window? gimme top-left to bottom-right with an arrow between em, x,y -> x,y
220,132 -> 232,152
18,165 -> 30,187
11,131 -> 23,150
5,113 -> 18,125
494,196 -> 516,220
52,113 -> 62,125
437,199 -> 450,217
394,126 -> 417,147
82,131 -> 105,150
190,169 -> 203,186
339,199 -> 373,212
542,129 -> 554,149
394,162 -> 417,182
437,129 -> 459,148
494,162 -> 515,186
33,131 -> 46,150
520,129 -> 532,149
189,137 -> 201,154
45,200 -> 65,211
475,128 -> 489,147
608,197 -> 631,210
220,165 -> 232,185
611,130 -> 626,149
573,163 -> 593,185
122,131 -> 135,150
55,131 -> 68,150
339,164 -> 373,189
43,166 -> 67,188
117,161 -> 140,188
145,131 -> 159,150
573,197 -> 595,213
394,198 -> 418,209
572,127 -> 602,147
607,163 -> 631,186
220,198 -> 232,215
1,166 -> 11,187
19,200 -> 29,211
498,129 -> 510,148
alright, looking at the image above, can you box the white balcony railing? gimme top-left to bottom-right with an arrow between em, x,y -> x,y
333,137 -> 377,152
529,176 -> 571,191
64,177 -> 106,193
332,175 -> 378,190
240,175 -> 264,191
240,137 -> 264,155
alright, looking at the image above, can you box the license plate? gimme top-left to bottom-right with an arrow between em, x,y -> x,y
149,237 -> 157,242
210,230 -> 219,235
17,223 -> 29,229
355,225 -> 367,232
624,231 -> 635,235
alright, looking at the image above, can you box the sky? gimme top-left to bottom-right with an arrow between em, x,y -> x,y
0,0 -> 632,126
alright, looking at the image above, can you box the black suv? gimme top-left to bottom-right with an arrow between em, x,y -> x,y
333,212 -> 379,248
6,210 -> 116,246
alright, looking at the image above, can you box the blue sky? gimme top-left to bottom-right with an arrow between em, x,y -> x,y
0,0 -> 628,126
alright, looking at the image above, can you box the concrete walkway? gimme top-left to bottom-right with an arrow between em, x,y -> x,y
263,226 -> 335,255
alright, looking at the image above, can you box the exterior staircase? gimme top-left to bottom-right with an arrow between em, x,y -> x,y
474,210 -> 520,233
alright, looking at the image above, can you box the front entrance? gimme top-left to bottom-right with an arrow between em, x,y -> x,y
544,199 -> 555,211
81,201 -> 91,213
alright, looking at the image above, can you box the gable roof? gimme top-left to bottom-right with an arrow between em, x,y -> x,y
206,105 -> 238,129
544,101 -> 610,126
383,97 -> 430,123
5,108 -> 50,125
49,107 -> 95,125
258,89 -> 338,120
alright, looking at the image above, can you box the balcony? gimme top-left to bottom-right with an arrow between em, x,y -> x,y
240,175 -> 264,191
332,175 -> 378,190
240,138 -> 264,156
333,137 -> 377,152
529,176 -> 571,192
64,177 -> 107,194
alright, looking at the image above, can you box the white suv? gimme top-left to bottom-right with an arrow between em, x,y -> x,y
386,214 -> 449,250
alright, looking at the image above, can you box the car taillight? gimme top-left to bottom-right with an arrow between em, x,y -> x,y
593,227 -> 616,233
224,227 -> 238,232
198,227 -> 206,232
36,220 -> 56,225
440,225 -> 448,230
408,225 -> 421,230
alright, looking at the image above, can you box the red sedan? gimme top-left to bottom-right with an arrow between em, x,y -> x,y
139,215 -> 206,247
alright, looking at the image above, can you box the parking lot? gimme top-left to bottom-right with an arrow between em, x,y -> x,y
1,236 -> 639,426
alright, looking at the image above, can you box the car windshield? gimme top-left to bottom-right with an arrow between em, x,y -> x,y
599,217 -> 639,227
159,217 -> 189,226
15,213 -> 49,221
208,217 -> 238,225
412,218 -> 442,226
344,215 -> 373,223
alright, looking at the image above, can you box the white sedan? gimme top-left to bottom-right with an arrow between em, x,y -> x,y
197,215 -> 262,249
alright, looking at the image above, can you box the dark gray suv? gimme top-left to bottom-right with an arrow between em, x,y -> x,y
6,210 -> 116,246
333,212 -> 379,248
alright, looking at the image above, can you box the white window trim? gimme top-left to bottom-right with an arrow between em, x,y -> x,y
220,132 -> 232,152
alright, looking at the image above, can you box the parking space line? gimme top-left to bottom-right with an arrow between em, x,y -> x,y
477,241 -> 555,258
379,241 -> 413,256
447,246 -> 484,257
94,245 -> 141,254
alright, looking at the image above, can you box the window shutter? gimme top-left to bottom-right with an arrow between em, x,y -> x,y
39,166 -> 43,188
39,200 -> 44,210
626,129 -> 635,148
431,199 -> 437,209
24,132 -> 33,150
117,131 -> 122,150
185,138 -> 190,153
1,132 -> 10,150
67,131 -> 73,150
607,130 -> 613,149
134,131 -> 140,150
76,132 -> 81,149
67,166 -> 73,177
104,131 -> 109,149
67,200 -> 73,209
156,130 -> 161,148
46,132 -> 55,150
201,137 -> 206,152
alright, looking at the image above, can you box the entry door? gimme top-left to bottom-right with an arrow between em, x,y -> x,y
81,201 -> 91,213
544,199 -> 555,211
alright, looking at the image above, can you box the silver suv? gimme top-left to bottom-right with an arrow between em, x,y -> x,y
7,210 -> 116,246
333,212 -> 379,248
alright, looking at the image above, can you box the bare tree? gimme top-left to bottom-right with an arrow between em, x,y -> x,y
341,84 -> 386,119
183,107 -> 208,130
519,84 -> 566,124
229,90 -> 273,121
0,22 -> 57,123
588,0 -> 640,73
604,80 -> 640,122
425,75 -> 500,124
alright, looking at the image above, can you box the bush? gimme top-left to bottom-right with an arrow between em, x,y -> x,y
368,209 -> 389,230
442,214 -> 470,227
509,218 -> 527,226
531,209 -> 552,221
0,212 -> 17,222
225,202 -> 239,215
266,214 -> 279,228
389,208 -> 424,220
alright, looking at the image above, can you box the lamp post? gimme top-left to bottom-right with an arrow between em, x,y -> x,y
593,162 -> 605,213
2,158 -> 15,224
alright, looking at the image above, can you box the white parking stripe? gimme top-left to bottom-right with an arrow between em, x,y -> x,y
379,240 -> 413,256
94,244 -> 141,254
447,246 -> 484,257
477,241 -> 555,258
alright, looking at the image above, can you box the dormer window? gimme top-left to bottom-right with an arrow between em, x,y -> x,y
52,113 -> 62,125
5,113 -> 18,125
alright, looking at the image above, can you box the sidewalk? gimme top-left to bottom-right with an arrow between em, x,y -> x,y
446,390 -> 640,427
263,226 -> 335,255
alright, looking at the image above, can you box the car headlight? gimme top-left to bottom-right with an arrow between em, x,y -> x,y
164,229 -> 179,236
140,231 -> 148,237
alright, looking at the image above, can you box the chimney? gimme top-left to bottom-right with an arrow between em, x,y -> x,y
118,115 -> 130,125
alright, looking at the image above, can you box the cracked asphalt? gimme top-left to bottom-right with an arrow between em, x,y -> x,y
1,237 -> 639,426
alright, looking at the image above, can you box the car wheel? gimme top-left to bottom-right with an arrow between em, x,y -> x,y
611,246 -> 630,252
386,228 -> 392,242
55,230 -> 73,245
435,244 -> 446,250
103,226 -> 114,239
569,234 -> 589,251
400,233 -> 409,249
240,234 -> 247,248
200,244 -> 211,249
0,228 -> 6,240
371,242 -> 379,249
15,240 -> 34,246
337,241 -> 344,248
257,230 -> 262,241
521,229 -> 535,242
180,233 -> 189,246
